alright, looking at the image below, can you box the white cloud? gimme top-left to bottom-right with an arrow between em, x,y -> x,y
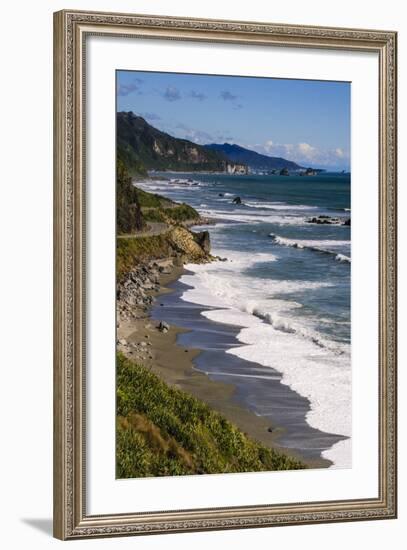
298,142 -> 316,155
253,140 -> 349,168
175,123 -> 214,144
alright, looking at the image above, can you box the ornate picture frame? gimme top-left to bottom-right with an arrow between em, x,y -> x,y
53,9 -> 397,540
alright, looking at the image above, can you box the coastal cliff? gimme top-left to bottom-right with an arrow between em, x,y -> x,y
117,111 -> 243,174
117,226 -> 212,322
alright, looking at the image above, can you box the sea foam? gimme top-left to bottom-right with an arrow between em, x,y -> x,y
181,251 -> 351,468
270,234 -> 351,263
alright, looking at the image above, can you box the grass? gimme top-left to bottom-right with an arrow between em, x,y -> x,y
142,203 -> 201,224
135,187 -> 173,208
163,203 -> 200,222
142,209 -> 167,223
117,353 -> 305,478
116,233 -> 173,281
135,186 -> 201,225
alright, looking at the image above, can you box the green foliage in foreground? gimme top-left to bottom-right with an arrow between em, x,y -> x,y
117,353 -> 305,478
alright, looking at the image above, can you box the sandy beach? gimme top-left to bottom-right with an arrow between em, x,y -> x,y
117,262 -> 331,469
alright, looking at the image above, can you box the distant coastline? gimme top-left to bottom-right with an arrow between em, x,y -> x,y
117,111 -> 345,178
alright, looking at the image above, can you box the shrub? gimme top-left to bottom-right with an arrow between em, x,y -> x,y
116,353 -> 305,478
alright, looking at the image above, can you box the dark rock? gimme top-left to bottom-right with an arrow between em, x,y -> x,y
306,215 -> 342,225
343,218 -> 351,226
267,427 -> 273,433
232,196 -> 242,205
157,321 -> 170,333
302,167 -> 317,176
218,193 -> 224,197
193,230 -> 211,254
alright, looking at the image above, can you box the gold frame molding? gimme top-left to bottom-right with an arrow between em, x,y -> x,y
53,9 -> 397,540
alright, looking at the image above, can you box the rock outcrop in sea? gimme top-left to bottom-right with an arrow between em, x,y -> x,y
306,215 -> 350,226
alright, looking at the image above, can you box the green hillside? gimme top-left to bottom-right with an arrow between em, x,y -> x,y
117,353 -> 305,478
117,111 -> 228,174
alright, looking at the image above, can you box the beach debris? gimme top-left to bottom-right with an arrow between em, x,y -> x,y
157,321 -> 170,333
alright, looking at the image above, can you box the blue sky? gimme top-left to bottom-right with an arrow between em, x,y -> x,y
117,70 -> 350,170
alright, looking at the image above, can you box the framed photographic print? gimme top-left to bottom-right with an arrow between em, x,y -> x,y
53,9 -> 397,540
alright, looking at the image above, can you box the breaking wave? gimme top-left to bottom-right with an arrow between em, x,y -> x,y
270,234 -> 351,263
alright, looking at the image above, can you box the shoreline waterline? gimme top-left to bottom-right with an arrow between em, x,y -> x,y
119,263 -> 329,469
152,271 -> 345,466
134,174 -> 351,467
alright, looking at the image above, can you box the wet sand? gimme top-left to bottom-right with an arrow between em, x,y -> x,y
118,264 -> 343,468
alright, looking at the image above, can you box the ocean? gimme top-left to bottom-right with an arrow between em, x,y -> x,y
139,173 -> 351,468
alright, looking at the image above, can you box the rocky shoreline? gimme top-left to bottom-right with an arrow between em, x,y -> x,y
117,258 -> 176,324
115,212 -> 333,468
116,220 -> 214,356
